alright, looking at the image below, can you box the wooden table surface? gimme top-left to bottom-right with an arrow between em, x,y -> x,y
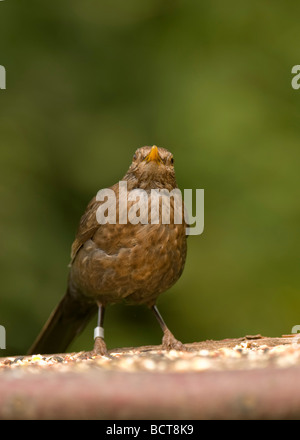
1,334 -> 300,419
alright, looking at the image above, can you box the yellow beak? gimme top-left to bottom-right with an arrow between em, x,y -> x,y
145,145 -> 162,164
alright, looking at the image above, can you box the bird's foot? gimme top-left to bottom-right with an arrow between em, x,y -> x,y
92,337 -> 109,356
162,328 -> 187,351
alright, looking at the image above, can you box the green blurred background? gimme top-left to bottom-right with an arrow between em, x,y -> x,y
0,0 -> 299,356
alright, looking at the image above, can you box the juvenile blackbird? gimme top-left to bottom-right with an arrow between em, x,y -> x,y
28,146 -> 187,356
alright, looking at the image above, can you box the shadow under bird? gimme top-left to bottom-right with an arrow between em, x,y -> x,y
28,145 -> 188,356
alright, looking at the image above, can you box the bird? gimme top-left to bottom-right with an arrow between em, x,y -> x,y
28,145 -> 188,356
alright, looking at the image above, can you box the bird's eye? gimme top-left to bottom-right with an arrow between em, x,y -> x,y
170,157 -> 174,165
133,153 -> 137,161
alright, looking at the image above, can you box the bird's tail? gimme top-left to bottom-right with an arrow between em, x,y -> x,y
27,282 -> 97,356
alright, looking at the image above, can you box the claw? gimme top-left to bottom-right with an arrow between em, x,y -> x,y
162,328 -> 187,351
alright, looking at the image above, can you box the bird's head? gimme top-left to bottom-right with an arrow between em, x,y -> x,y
124,145 -> 177,190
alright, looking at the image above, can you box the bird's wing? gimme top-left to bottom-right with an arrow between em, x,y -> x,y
70,195 -> 101,262
70,182 -> 120,263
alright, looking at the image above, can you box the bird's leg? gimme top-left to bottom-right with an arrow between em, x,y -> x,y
92,302 -> 108,356
151,305 -> 186,351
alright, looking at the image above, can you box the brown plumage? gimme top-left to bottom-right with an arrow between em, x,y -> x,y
28,146 -> 187,355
